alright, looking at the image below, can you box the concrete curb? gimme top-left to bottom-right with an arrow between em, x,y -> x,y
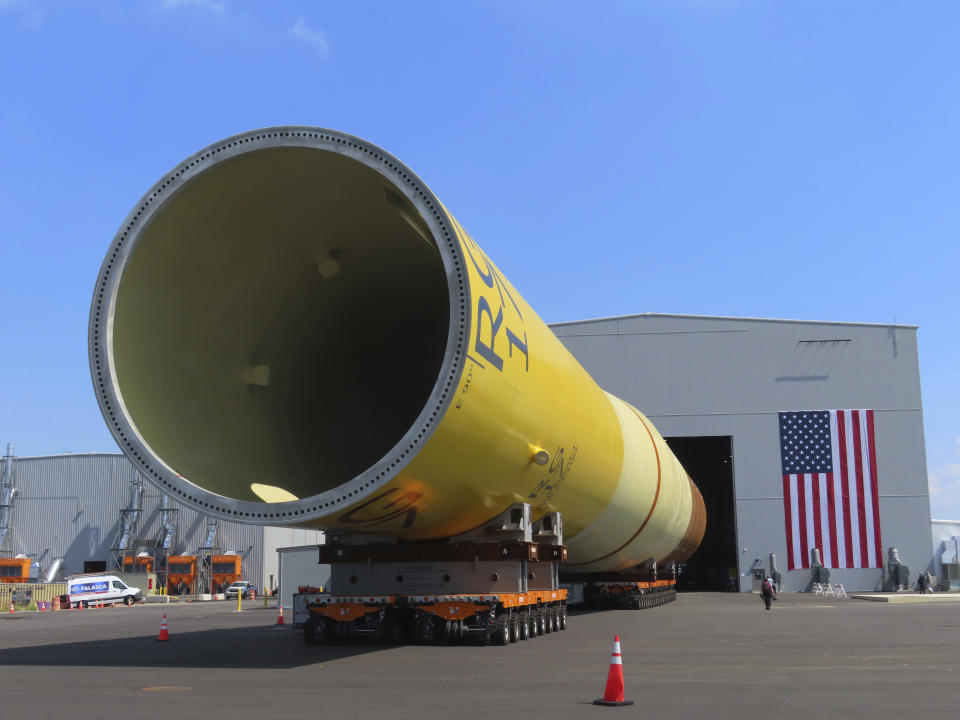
851,593 -> 960,603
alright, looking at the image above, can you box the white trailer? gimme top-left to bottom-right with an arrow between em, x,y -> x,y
277,545 -> 330,625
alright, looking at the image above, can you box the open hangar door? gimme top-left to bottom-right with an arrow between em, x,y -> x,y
664,436 -> 738,592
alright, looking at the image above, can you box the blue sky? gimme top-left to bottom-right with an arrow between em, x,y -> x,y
1,1 -> 958,517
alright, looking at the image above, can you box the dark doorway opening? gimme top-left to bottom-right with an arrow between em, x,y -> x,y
83,560 -> 107,574
664,436 -> 737,592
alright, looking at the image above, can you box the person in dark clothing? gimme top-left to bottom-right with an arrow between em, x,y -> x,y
761,578 -> 774,610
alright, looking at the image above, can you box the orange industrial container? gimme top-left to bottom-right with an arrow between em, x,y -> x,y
0,557 -> 30,584
210,555 -> 241,594
122,555 -> 154,573
166,555 -> 197,595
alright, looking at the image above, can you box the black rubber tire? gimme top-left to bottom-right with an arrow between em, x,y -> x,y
415,616 -> 436,645
543,609 -> 552,633
381,619 -> 400,645
558,606 -> 567,630
510,617 -> 520,643
124,596 -> 134,606
304,617 -> 321,644
490,617 -> 510,646
442,620 -> 461,644
519,615 -> 530,640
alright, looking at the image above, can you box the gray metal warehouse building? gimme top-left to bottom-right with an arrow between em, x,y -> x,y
0,452 -> 322,592
1,312 -> 933,595
552,313 -> 931,592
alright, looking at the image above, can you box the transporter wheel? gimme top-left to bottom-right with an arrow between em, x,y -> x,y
381,618 -> 400,645
558,605 -> 567,630
542,609 -> 552,634
534,611 -> 544,636
303,617 -> 322,644
491,617 -> 510,646
415,615 -> 437,645
509,616 -> 520,643
519,615 -> 530,640
441,619 -> 461,644
551,608 -> 560,632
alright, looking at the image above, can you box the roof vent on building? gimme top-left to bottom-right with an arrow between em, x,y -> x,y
776,339 -> 850,382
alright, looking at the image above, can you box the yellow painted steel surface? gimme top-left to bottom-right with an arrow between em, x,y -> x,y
320,213 -> 699,571
91,127 -> 704,574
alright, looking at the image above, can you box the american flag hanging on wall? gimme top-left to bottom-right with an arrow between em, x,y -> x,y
779,410 -> 883,571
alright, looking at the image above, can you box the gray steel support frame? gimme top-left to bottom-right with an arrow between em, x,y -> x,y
325,504 -> 564,596
0,444 -> 17,557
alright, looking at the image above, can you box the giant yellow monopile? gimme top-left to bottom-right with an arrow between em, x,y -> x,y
90,127 -> 705,573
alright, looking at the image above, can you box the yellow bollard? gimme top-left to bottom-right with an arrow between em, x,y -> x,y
237,589 -> 241,613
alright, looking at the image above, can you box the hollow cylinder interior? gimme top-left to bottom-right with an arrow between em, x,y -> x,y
111,147 -> 449,502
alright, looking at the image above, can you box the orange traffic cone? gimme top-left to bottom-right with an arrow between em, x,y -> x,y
593,635 -> 634,706
275,606 -> 285,625
157,613 -> 170,641
8,602 -> 13,614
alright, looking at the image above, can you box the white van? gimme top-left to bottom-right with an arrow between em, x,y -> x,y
68,575 -> 143,608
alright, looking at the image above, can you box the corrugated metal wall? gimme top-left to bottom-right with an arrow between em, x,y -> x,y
552,313 -> 932,592
0,453 -> 265,585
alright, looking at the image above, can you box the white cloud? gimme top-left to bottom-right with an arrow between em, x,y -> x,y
161,0 -> 225,14
929,436 -> 960,497
289,17 -> 330,55
929,465 -> 960,495
0,1 -> 42,25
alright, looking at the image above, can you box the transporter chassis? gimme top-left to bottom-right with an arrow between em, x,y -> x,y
299,504 -> 568,646
580,578 -> 677,610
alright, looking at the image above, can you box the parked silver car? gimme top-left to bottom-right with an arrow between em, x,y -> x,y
224,580 -> 256,599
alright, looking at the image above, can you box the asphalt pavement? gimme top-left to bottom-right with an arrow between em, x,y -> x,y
1,592 -> 958,719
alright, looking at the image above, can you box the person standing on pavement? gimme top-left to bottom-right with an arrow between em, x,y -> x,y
761,577 -> 775,610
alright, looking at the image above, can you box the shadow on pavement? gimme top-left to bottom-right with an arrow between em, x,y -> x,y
0,626 -> 391,669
